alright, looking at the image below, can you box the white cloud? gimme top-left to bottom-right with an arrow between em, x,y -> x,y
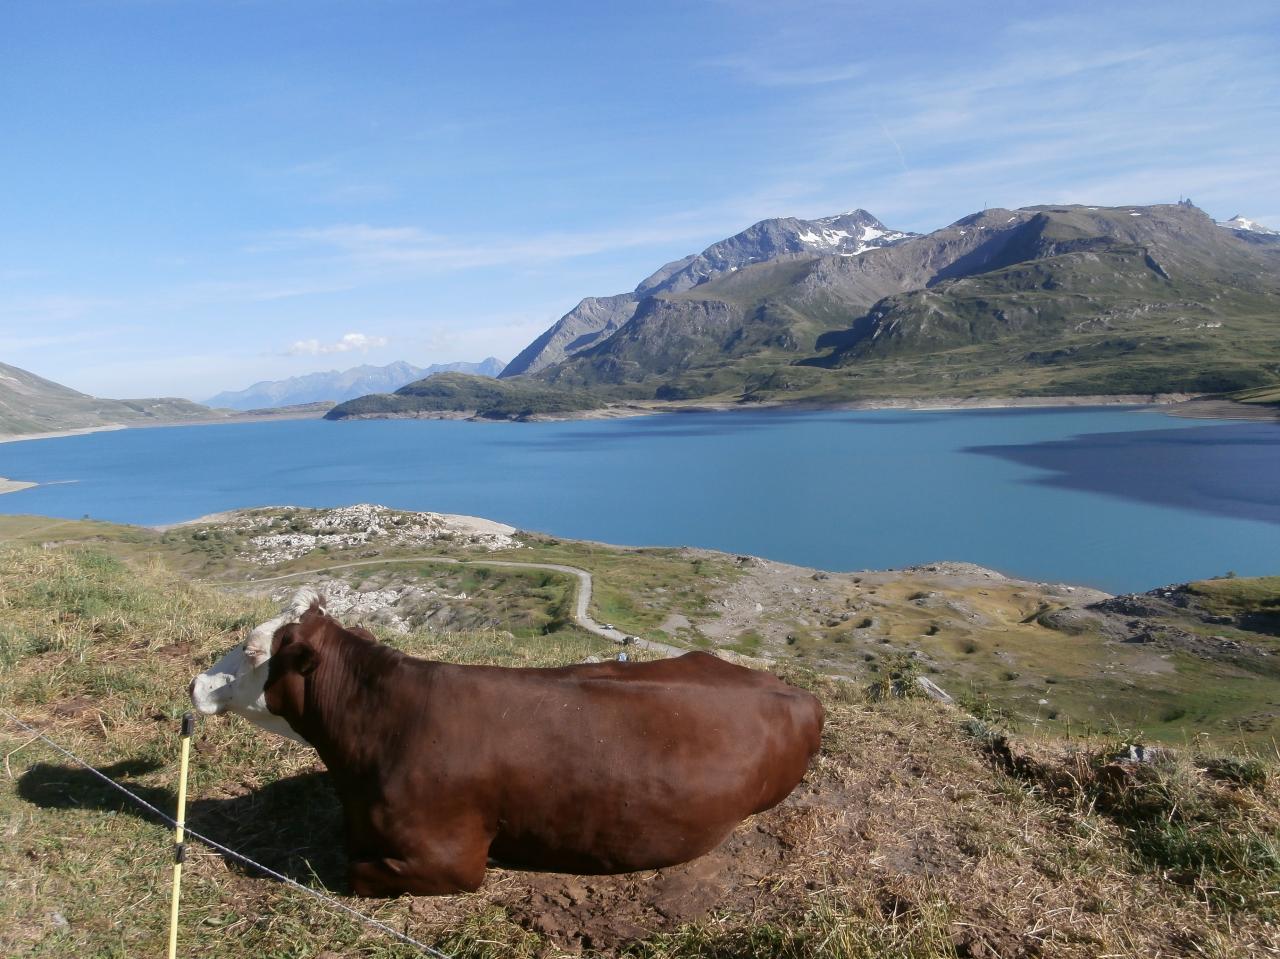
286,332 -> 389,356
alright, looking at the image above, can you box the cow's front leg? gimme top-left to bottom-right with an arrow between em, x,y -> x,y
350,854 -> 483,896
347,815 -> 492,897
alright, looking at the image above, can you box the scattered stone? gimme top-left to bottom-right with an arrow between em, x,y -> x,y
916,676 -> 954,704
1115,743 -> 1174,765
222,504 -> 519,565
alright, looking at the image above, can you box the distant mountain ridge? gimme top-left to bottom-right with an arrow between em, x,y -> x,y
329,200 -> 1280,421
499,210 -> 911,378
206,358 -> 505,410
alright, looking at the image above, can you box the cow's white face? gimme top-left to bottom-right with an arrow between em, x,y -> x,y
189,588 -> 323,744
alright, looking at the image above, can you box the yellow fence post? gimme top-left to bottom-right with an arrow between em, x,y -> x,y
167,713 -> 194,959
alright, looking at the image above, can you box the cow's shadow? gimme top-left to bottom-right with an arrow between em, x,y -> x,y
16,760 -> 347,889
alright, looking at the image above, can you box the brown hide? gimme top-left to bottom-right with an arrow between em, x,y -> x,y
264,608 -> 824,897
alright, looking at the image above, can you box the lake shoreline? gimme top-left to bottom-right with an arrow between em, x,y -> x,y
5,392 -> 1271,441
0,408 -> 327,446
331,391 -> 1214,424
0,424 -> 127,445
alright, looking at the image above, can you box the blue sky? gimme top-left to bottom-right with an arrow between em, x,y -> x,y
2,0 -> 1277,400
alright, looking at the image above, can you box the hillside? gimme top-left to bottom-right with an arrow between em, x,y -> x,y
5,508 -> 1280,749
0,362 -> 223,437
206,358 -> 504,410
1,526 -> 1278,956
337,202 -> 1280,419
325,371 -> 613,420
812,204 -> 1280,396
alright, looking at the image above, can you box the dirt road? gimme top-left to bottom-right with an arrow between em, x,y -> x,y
202,555 -> 685,657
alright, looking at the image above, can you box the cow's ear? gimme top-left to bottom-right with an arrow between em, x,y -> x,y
287,641 -> 320,677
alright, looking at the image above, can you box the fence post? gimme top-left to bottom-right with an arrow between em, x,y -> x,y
167,713 -> 194,959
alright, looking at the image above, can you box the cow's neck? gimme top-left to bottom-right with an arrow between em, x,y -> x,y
305,636 -> 412,775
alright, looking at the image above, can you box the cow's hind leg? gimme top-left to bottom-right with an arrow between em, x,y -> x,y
348,819 -> 491,897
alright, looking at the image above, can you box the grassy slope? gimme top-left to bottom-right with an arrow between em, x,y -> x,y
326,372 -> 616,420
785,573 -> 1280,749
3,546 -> 1280,957
1231,385 -> 1280,408
0,363 -> 227,437
0,510 -> 742,649
813,246 -> 1280,398
5,512 -> 1280,750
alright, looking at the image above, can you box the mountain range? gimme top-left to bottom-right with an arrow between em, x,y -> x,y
329,201 -> 1280,420
206,358 -> 504,410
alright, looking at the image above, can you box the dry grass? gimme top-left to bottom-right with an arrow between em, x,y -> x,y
2,544 -> 1279,957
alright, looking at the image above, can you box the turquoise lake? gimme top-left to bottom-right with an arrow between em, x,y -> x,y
1,407 -> 1276,593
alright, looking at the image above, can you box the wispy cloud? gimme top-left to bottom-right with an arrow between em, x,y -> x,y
718,12 -> 1280,229
0,294 -> 121,325
704,55 -> 867,88
285,332 -> 389,356
252,215 -> 737,276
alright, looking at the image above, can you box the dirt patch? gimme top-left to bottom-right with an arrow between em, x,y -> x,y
395,702 -> 1056,956
498,806 -> 818,950
399,795 -> 835,952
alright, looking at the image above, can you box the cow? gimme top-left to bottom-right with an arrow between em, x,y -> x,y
190,588 -> 824,897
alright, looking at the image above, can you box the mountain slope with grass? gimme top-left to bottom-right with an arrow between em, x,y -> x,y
0,362 -> 223,437
2,539 -> 1278,957
813,203 -> 1280,397
325,370 -> 612,420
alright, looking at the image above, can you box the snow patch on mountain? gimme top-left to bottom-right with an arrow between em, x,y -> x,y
1218,214 -> 1278,236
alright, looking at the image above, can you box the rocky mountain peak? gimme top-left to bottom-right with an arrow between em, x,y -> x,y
635,210 -> 913,296
500,206 -> 913,378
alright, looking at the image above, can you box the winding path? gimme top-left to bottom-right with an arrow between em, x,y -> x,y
201,555 -> 685,657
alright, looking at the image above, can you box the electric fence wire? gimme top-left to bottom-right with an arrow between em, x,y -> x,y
2,709 -> 453,959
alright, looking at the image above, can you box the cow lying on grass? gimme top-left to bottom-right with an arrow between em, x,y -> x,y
190,589 -> 824,896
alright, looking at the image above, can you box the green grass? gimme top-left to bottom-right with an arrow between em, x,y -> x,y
485,537 -> 740,639
966,721 -> 1280,917
4,544 -> 1280,957
326,371 -> 612,420
1230,385 -> 1280,406
1185,575 -> 1280,625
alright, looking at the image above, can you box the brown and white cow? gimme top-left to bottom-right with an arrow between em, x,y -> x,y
191,589 -> 823,897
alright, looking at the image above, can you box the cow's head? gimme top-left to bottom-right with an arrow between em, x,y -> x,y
189,587 -> 326,743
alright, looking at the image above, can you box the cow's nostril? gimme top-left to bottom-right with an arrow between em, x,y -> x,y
188,678 -> 198,699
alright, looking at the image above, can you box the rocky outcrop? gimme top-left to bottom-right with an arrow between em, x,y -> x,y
501,295 -> 640,378
212,504 -> 520,565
